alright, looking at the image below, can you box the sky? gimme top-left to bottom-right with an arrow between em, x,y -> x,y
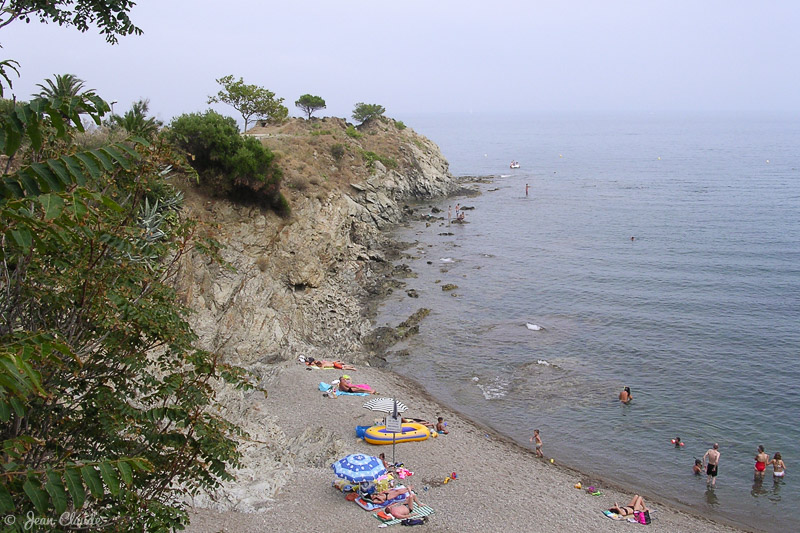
2,0 -> 799,127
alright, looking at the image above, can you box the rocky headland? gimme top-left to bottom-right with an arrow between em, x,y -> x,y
176,117 -> 748,533
174,116 -> 463,509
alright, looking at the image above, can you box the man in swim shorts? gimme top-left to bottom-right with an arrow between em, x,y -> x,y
703,443 -> 720,487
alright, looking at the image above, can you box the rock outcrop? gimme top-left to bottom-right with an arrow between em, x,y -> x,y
174,116 -> 458,511
175,116 -> 457,367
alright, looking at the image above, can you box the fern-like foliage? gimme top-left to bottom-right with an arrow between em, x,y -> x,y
0,85 -> 254,531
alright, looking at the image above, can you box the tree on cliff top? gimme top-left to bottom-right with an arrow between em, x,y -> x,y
295,94 -> 326,119
208,75 -> 288,132
352,102 -> 385,124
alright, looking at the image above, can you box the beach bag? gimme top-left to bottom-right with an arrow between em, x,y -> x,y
642,510 -> 651,525
401,517 -> 427,526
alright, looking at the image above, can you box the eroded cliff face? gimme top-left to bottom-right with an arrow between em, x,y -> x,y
174,117 -> 457,367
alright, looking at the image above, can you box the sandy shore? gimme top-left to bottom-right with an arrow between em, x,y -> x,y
183,362 -> 751,533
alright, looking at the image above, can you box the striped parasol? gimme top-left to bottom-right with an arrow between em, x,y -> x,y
331,454 -> 387,483
362,397 -> 409,414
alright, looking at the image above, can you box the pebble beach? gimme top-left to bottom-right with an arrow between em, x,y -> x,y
184,362 -> 751,533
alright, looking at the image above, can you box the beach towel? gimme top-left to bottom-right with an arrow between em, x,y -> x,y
602,510 -> 624,521
373,505 -> 435,526
318,382 -> 370,396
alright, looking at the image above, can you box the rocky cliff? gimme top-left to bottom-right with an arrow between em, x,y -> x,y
173,116 -> 464,512
175,116 -> 458,368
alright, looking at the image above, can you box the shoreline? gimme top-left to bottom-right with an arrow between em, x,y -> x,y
182,178 -> 756,532
369,180 -> 780,533
184,362 -> 752,533
377,362 -> 758,533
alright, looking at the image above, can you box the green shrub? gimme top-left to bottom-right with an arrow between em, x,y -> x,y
394,120 -> 406,130
345,125 -> 362,139
330,143 -> 346,160
361,150 -> 397,169
167,110 -> 287,215
310,129 -> 332,136
273,191 -> 291,216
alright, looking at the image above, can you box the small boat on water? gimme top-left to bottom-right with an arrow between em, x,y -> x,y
510,160 -> 520,169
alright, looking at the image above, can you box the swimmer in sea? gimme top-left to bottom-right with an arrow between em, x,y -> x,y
619,386 -> 632,403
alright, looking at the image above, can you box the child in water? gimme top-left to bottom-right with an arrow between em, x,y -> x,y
693,459 -> 703,475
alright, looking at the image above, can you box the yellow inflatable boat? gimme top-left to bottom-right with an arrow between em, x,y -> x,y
363,423 -> 430,445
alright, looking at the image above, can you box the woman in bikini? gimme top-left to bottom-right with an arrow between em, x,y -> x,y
609,494 -> 647,517
754,445 -> 769,478
769,452 -> 786,478
369,486 -> 411,504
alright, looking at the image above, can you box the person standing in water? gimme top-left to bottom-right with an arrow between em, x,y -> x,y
619,386 -> 632,403
447,205 -> 452,224
525,183 -> 529,197
703,443 -> 721,487
769,452 -> 786,478
754,445 -> 769,478
530,429 -> 543,458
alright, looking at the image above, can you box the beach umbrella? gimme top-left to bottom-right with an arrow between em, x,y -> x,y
331,453 -> 387,483
362,397 -> 408,414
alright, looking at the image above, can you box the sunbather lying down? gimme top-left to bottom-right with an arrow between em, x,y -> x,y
305,357 -> 356,370
387,491 -> 421,519
338,375 -> 377,394
609,494 -> 648,517
368,486 -> 411,504
401,417 -> 435,428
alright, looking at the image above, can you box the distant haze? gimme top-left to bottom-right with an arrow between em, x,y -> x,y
3,1 -> 799,125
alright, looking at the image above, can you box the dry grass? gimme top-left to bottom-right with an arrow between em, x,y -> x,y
247,116 -> 417,197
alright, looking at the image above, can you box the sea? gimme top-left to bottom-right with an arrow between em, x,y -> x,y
382,111 -> 800,532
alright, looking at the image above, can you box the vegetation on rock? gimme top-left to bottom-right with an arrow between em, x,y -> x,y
208,75 -> 288,132
295,94 -> 326,119
352,102 -> 386,124
167,110 -> 288,215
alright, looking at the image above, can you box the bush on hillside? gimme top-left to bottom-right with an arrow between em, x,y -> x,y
167,110 -> 289,214
330,143 -> 346,160
345,124 -> 362,139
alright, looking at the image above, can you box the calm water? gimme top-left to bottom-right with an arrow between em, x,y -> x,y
382,112 -> 800,532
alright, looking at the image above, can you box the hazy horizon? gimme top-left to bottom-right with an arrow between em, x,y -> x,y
3,1 -> 799,127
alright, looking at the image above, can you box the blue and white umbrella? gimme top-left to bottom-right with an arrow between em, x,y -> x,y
331,453 -> 387,483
